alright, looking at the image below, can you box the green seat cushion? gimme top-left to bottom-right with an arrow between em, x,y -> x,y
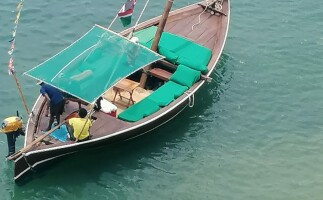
133,26 -> 157,47
177,54 -> 209,73
134,28 -> 211,74
118,98 -> 160,122
158,32 -> 212,74
142,40 -> 153,49
158,46 -> 178,63
147,81 -> 188,107
170,65 -> 201,87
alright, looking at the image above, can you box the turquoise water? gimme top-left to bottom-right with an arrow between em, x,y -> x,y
1,0 -> 323,199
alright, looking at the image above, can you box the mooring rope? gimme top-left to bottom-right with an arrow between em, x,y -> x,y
191,0 -> 223,31
22,153 -> 35,171
184,91 -> 195,108
191,2 -> 209,31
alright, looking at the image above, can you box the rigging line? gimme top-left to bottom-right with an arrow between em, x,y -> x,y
128,0 -> 151,39
8,0 -> 30,116
134,0 -> 150,28
108,14 -> 119,30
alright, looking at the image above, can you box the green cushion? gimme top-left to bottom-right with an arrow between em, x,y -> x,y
177,55 -> 209,74
158,46 -> 178,63
142,40 -> 153,49
147,81 -> 188,107
118,98 -> 160,122
133,26 -> 157,47
170,65 -> 201,87
134,27 -> 211,74
159,32 -> 211,74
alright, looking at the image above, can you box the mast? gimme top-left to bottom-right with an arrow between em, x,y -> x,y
139,0 -> 174,88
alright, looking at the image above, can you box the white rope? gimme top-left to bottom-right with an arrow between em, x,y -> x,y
191,3 -> 209,31
191,0 -> 223,31
134,0 -> 150,29
184,91 -> 195,108
108,14 -> 119,30
128,0 -> 151,39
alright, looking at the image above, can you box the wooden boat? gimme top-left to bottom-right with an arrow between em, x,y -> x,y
11,0 -> 230,181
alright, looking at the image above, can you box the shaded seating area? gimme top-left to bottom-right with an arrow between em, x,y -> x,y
118,27 -> 212,122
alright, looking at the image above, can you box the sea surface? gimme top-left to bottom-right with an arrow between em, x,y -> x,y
0,0 -> 323,199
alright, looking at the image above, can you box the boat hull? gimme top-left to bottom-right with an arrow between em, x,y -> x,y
15,0 -> 230,182
14,97 -> 189,181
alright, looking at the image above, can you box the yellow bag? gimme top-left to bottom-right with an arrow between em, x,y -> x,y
1,117 -> 23,133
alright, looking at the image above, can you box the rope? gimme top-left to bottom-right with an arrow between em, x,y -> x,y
133,0 -> 150,30
108,14 -> 119,30
128,0 -> 151,39
7,0 -> 24,74
22,153 -> 35,172
7,0 -> 30,117
191,3 -> 208,31
191,0 -> 223,31
184,91 -> 195,108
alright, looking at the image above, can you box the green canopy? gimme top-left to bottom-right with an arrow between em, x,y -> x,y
25,25 -> 163,103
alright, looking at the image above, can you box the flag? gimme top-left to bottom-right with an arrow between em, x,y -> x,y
118,0 -> 136,27
8,57 -> 15,75
7,0 -> 23,75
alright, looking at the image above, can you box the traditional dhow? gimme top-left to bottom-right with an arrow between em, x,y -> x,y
11,0 -> 230,181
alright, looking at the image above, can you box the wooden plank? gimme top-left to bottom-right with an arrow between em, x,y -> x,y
202,35 -> 217,50
166,5 -> 203,24
158,59 -> 177,70
164,21 -> 177,31
195,16 -> 220,47
166,14 -> 200,36
118,4 -> 202,36
149,68 -> 172,81
186,14 -> 212,40
90,111 -> 129,137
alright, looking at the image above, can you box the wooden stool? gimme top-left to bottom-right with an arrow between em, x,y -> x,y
112,79 -> 140,108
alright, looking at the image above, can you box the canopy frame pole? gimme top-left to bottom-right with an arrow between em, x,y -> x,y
139,0 -> 174,88
12,72 -> 29,116
128,0 -> 151,39
108,14 -> 119,30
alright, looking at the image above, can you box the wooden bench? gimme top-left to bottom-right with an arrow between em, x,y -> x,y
149,68 -> 172,81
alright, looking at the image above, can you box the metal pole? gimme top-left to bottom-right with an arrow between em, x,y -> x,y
139,0 -> 174,88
